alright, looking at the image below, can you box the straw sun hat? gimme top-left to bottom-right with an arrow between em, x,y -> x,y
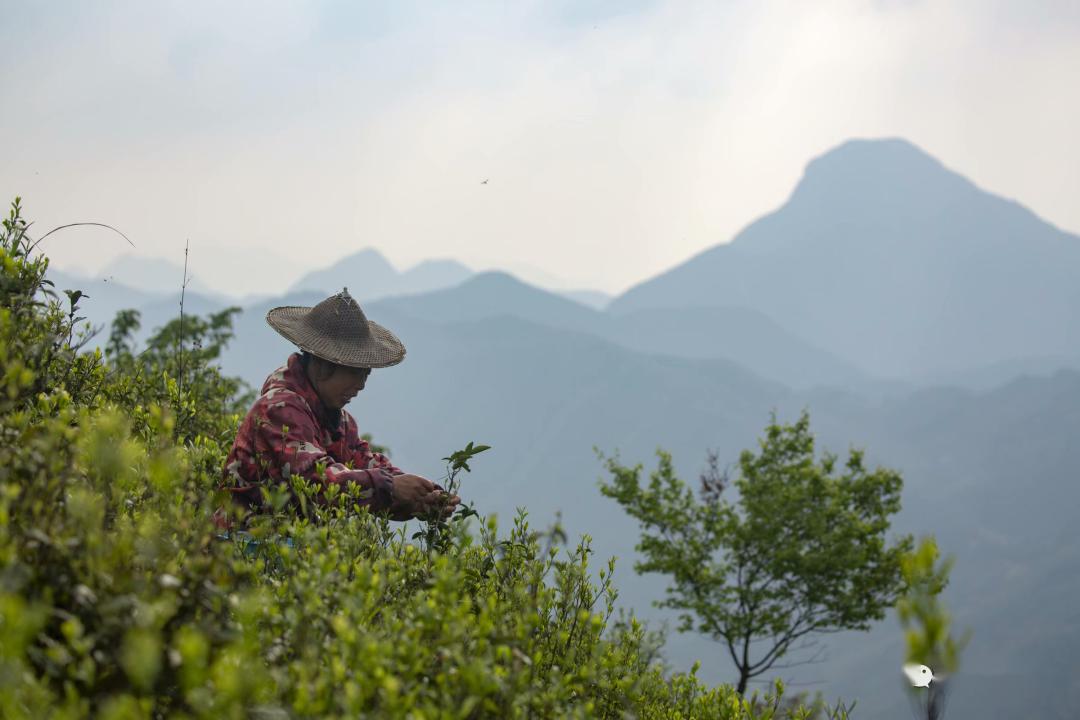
266,289 -> 406,369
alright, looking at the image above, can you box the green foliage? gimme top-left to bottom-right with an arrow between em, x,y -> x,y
898,537 -> 970,719
0,199 -> 844,718
412,441 -> 489,553
1,197 -> 104,413
600,411 -> 913,696
898,537 -> 968,675
102,303 -> 253,448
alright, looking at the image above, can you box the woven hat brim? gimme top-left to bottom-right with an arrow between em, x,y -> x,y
266,306 -> 406,368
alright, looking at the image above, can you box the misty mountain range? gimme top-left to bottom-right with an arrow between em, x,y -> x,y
50,246 -> 613,339
47,138 -> 1080,719
289,250 -> 473,300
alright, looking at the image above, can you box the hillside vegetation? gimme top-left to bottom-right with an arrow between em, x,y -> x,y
0,201 -> 848,718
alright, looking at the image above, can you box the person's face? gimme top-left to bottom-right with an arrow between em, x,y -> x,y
315,363 -> 371,410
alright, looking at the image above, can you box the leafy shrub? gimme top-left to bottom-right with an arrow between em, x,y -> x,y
0,199 -> 846,719
600,413 -> 911,696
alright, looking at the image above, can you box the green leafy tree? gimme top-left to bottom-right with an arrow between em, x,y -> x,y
600,411 -> 914,695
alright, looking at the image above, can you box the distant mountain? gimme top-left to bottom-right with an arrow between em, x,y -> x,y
399,258 -> 474,295
367,272 -> 866,389
62,253 -> 865,390
290,249 -> 398,296
919,353 -> 1080,391
605,305 -> 870,390
609,138 -> 1080,381
370,271 -> 608,335
289,249 -> 473,300
557,289 -> 611,310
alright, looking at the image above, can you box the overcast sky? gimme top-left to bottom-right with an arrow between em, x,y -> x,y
2,0 -> 1078,297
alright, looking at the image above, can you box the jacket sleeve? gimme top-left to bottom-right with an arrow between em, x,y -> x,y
254,395 -> 395,511
344,413 -> 404,477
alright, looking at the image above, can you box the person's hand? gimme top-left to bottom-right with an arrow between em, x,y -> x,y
417,485 -> 461,520
390,473 -> 435,507
389,473 -> 434,518
389,475 -> 461,520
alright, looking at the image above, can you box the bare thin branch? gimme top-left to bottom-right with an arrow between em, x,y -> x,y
30,222 -> 135,253
177,240 -> 189,397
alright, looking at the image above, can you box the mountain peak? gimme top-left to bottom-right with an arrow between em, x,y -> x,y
609,136 -> 1080,379
808,137 -> 943,173
466,270 -> 527,287
399,258 -> 473,292
290,247 -> 397,295
788,137 -> 975,210
405,258 -> 472,274
289,248 -> 477,300
335,247 -> 397,272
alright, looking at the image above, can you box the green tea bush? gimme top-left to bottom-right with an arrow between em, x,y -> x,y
0,200 -> 847,719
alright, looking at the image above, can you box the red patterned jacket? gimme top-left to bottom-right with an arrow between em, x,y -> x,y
221,353 -> 402,515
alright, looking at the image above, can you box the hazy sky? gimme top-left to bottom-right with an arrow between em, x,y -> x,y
2,0 -> 1078,297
